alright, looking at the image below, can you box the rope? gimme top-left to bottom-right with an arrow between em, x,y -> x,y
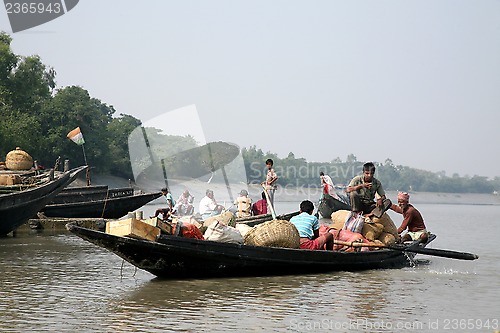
101,189 -> 110,218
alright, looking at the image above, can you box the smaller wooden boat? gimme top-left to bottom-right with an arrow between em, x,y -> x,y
318,193 -> 351,218
66,223 -> 445,279
0,166 -> 87,236
41,190 -> 162,219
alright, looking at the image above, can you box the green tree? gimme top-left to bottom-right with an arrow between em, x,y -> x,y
107,114 -> 142,178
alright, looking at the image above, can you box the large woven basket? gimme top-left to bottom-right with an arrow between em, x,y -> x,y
244,219 -> 300,249
5,147 -> 33,170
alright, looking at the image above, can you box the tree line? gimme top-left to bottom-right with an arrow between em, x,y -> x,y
1,32 -> 498,194
242,147 -> 500,194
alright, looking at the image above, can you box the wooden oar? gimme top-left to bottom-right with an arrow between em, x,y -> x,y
261,185 -> 277,220
333,240 -> 479,261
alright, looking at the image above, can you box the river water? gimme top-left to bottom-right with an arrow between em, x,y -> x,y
1,202 -> 499,333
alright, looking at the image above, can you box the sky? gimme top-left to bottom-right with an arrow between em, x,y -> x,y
1,0 -> 500,178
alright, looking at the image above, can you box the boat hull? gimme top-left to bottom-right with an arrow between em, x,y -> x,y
0,166 -> 87,235
67,224 -> 430,279
318,193 -> 351,218
42,192 -> 162,219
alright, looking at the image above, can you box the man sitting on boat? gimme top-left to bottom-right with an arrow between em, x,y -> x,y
346,162 -> 391,218
234,189 -> 252,218
390,192 -> 429,243
172,189 -> 194,216
290,200 -> 334,250
199,189 -> 224,220
252,192 -> 268,216
152,187 -> 176,220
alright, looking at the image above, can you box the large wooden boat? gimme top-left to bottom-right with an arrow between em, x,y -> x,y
47,186 -> 141,204
0,166 -> 87,236
66,223 -> 438,279
41,190 -> 162,219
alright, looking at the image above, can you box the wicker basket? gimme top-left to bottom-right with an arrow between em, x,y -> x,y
244,219 -> 300,248
5,147 -> 33,170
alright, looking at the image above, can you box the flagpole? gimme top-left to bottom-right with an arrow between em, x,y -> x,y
81,144 -> 88,166
81,144 -> 91,185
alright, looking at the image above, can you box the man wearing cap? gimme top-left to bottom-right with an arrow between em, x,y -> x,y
199,189 -> 224,220
390,192 -> 429,243
234,189 -> 252,218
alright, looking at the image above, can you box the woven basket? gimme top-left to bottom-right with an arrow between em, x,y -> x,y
244,219 -> 300,248
6,147 -> 33,170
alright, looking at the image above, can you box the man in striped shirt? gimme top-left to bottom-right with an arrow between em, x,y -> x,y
290,200 -> 334,250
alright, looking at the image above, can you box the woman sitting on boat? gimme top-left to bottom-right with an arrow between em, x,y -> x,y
290,200 -> 334,250
172,189 -> 194,216
252,192 -> 268,216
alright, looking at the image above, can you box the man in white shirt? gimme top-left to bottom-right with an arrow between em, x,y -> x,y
199,189 -> 224,219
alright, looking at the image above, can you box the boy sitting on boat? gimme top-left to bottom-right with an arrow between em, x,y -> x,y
290,200 -> 334,250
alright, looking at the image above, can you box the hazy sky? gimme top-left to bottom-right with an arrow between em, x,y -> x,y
2,1 -> 499,178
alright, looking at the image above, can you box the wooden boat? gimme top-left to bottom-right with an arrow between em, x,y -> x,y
0,166 -> 87,236
235,211 -> 299,226
318,193 -> 351,218
66,223 -> 438,279
47,185 -> 137,205
41,190 -> 162,219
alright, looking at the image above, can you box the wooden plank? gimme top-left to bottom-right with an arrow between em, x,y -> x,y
142,217 -> 173,234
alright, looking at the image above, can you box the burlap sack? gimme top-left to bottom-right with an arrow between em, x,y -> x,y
6,147 -> 33,170
330,210 -> 350,230
378,232 -> 397,245
362,222 -> 384,241
370,213 -> 399,239
204,221 -> 243,244
235,223 -> 253,238
203,211 -> 236,227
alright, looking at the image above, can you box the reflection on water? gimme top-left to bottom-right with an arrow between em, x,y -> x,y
1,204 -> 500,332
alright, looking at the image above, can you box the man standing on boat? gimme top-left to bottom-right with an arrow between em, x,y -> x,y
261,158 -> 278,207
346,162 -> 391,217
390,192 -> 429,243
320,171 -> 340,200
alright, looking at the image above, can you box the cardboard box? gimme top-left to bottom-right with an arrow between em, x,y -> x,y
142,217 -> 173,234
106,218 -> 160,242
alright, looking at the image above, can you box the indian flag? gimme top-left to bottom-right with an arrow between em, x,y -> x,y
67,127 -> 85,145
